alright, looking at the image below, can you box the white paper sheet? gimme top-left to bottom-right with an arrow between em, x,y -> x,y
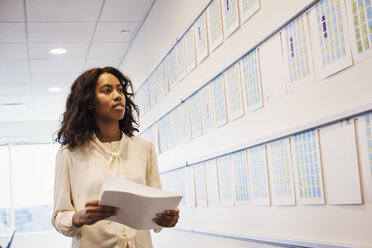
309,0 -> 353,79
195,11 -> 209,64
205,159 -> 220,206
185,166 -> 196,207
319,120 -> 362,204
185,26 -> 197,73
199,84 -> 215,133
211,74 -> 228,127
247,145 -> 270,206
267,138 -> 295,206
99,175 -> 182,230
223,62 -> 244,121
167,48 -> 178,89
206,0 -> 224,52
259,34 -> 287,105
221,0 -> 240,38
217,154 -> 235,206
345,0 -> 372,63
281,13 -> 314,92
238,0 -> 260,24
194,162 -> 208,207
291,129 -> 325,205
357,113 -> 372,202
176,38 -> 187,81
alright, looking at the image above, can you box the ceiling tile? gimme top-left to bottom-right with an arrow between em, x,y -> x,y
0,104 -> 33,122
32,94 -> 67,121
28,22 -> 96,43
100,0 -> 153,22
0,85 -> 32,97
93,22 -> 139,42
26,0 -> 103,22
31,73 -> 78,87
0,61 -> 29,74
0,0 -> 25,22
28,43 -> 90,59
0,74 -> 30,85
0,44 -> 28,60
30,59 -> 84,74
84,59 -> 121,70
0,23 -> 27,43
87,42 -> 129,59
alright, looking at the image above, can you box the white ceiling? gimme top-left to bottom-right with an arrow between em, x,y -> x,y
0,0 -> 154,124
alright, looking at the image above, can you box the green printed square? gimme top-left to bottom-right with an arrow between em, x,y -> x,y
364,37 -> 370,49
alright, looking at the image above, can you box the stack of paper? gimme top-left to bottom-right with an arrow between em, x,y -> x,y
99,175 -> 182,230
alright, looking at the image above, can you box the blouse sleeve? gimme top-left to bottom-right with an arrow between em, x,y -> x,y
145,141 -> 163,233
51,147 -> 81,237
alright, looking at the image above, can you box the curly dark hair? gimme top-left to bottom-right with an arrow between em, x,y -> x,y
55,67 -> 139,149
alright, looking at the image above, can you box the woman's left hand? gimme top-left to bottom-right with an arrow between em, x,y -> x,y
153,208 -> 179,227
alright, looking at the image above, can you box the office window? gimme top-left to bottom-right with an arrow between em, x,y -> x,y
0,143 -> 59,234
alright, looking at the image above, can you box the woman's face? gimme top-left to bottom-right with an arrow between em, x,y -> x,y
93,72 -> 126,123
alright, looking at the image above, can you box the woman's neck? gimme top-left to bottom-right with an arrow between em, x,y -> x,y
95,120 -> 122,143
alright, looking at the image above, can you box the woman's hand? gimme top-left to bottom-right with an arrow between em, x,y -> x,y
72,200 -> 118,227
153,208 -> 180,227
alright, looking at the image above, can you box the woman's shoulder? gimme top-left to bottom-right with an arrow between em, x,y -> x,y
128,135 -> 153,148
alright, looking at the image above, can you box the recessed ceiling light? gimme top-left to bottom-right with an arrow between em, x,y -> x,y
48,87 -> 62,93
50,48 -> 66,55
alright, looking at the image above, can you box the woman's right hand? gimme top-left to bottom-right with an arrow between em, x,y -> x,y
72,200 -> 118,227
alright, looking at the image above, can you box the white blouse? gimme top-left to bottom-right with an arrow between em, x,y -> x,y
52,134 -> 162,248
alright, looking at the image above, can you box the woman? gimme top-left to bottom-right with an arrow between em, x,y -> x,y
53,67 -> 179,248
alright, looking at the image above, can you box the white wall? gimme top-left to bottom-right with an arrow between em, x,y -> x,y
121,0 -> 372,247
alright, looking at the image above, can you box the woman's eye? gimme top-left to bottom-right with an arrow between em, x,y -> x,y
118,88 -> 124,93
103,89 -> 111,94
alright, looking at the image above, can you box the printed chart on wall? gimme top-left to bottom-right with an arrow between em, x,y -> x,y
158,117 -> 168,153
176,168 -> 186,206
231,150 -> 250,205
223,63 -> 244,121
180,101 -> 192,143
259,34 -> 287,105
205,159 -> 221,206
195,11 -> 209,64
319,120 -> 362,205
172,106 -> 183,146
206,0 -> 224,52
194,162 -> 208,207
168,48 -> 178,89
239,49 -> 263,113
345,0 -> 372,62
357,113 -> 372,202
176,38 -> 187,81
199,84 -> 214,133
238,0 -> 260,23
247,145 -> 270,206
166,111 -> 176,150
185,166 -> 196,207
160,58 -> 169,97
185,26 -> 197,73
154,65 -> 163,101
217,154 -> 235,206
221,0 -> 240,38
148,72 -> 157,108
189,92 -> 203,137
309,0 -> 353,79
267,138 -> 295,206
291,129 -> 325,205
281,13 -> 314,92
211,74 -> 228,127
143,80 -> 150,113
